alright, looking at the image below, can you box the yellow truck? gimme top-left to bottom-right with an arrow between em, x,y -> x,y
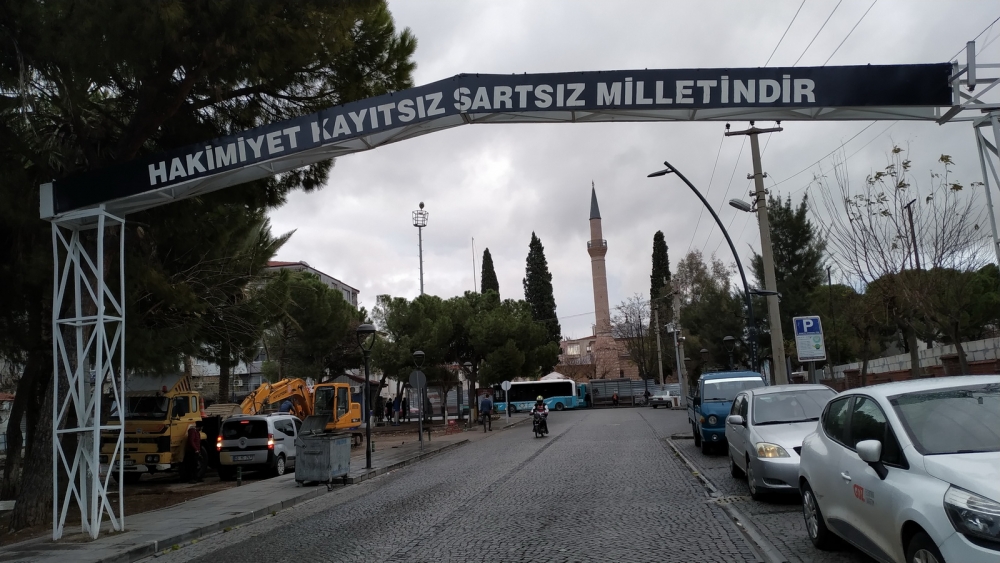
100,374 -> 208,484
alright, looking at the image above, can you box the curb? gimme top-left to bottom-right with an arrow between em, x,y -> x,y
665,438 -> 789,563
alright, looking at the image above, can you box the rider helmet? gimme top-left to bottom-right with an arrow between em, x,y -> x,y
536,395 -> 544,402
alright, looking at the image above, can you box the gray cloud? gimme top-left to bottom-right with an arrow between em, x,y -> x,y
268,0 -> 1000,340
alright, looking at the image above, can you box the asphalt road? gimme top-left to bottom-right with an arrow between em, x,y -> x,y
144,407 -> 758,563
666,420 -> 875,563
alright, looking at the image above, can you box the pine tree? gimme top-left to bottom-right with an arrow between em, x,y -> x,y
522,233 -> 561,343
650,230 -> 672,319
750,194 -> 826,343
480,248 -> 500,296
0,0 -> 416,529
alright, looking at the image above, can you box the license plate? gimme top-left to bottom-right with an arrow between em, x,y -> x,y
113,459 -> 135,467
232,455 -> 254,462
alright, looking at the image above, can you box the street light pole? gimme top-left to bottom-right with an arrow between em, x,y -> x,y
412,351 -> 425,450
648,162 -> 759,372
356,323 -> 377,470
725,122 -> 788,385
653,300 -> 665,386
412,202 -> 429,295
723,336 -> 736,370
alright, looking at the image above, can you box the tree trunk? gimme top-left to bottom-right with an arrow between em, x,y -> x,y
904,324 -> 921,378
860,328 -> 871,388
217,341 -> 232,403
9,378 -> 55,532
952,324 -> 970,375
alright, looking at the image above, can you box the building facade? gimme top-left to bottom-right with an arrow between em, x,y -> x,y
267,260 -> 359,308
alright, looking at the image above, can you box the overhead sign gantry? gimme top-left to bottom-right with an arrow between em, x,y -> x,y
42,53 -> 998,542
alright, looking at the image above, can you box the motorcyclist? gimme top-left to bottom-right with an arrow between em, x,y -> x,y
532,396 -> 549,434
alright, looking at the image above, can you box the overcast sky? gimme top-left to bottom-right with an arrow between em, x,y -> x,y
267,1 -> 1000,340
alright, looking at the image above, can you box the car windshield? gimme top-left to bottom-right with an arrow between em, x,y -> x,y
890,383 -> 1000,455
752,389 -> 835,425
702,378 -> 765,402
123,397 -> 169,420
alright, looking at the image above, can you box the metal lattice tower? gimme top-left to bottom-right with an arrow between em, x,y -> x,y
51,207 -> 126,539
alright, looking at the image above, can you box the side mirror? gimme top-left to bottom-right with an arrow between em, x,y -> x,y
693,397 -> 701,407
856,439 -> 888,480
727,415 -> 744,427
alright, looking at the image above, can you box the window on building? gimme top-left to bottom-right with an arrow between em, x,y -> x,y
567,344 -> 581,356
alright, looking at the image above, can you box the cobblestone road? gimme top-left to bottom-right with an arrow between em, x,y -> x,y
145,408 -> 759,563
649,410 -> 875,563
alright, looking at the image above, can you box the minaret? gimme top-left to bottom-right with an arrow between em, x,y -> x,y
587,183 -> 612,337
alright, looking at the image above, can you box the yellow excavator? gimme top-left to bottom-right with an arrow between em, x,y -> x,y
230,378 -> 365,446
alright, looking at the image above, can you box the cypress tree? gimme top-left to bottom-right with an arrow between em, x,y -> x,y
523,232 -> 561,343
650,231 -> 671,301
481,248 -> 500,296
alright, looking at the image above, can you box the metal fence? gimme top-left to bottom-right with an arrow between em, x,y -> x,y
588,379 -> 678,407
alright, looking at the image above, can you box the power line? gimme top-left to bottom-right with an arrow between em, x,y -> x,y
702,136 -> 747,254
793,0 -> 844,66
822,0 -> 878,66
771,122 -> 876,188
684,132 -> 727,257
765,0 -> 807,66
715,134 -> 773,257
949,13 -> 1000,60
787,120 -> 897,197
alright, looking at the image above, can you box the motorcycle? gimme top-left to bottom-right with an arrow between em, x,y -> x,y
532,410 -> 548,438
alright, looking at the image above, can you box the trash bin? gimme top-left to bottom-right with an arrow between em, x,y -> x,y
294,415 -> 351,490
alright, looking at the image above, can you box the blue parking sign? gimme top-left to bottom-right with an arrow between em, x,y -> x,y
792,316 -> 826,362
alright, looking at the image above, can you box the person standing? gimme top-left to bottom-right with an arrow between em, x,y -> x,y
612,392 -> 619,407
384,396 -> 393,423
401,396 -> 410,422
392,395 -> 401,426
479,394 -> 493,432
183,424 -> 202,483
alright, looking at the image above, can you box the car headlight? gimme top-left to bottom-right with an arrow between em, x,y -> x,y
756,442 -> 790,458
944,486 -> 1000,543
707,415 -> 718,425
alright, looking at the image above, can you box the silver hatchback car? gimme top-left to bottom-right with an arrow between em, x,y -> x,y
799,376 -> 1000,563
217,413 -> 301,480
725,384 -> 836,500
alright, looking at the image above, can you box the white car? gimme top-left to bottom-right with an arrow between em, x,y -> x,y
217,413 -> 301,479
798,376 -> 1000,563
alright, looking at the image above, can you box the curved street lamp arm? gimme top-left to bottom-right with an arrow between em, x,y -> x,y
658,160 -> 759,372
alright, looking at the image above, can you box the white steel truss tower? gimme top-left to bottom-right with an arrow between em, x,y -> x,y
51,207 -> 125,540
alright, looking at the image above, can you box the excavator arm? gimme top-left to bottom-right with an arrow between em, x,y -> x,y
240,378 -> 312,419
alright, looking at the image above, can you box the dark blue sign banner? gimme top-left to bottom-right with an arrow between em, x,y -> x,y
49,63 -> 952,215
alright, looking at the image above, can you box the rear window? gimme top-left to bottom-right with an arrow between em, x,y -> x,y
702,377 -> 765,402
222,420 -> 268,439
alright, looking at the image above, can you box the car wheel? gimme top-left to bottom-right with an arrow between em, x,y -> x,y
273,454 -> 286,477
802,481 -> 836,550
746,457 -> 766,501
555,402 -> 564,411
906,531 -> 945,563
692,424 -> 702,447
730,454 -> 745,478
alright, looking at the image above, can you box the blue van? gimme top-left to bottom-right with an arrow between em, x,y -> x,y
687,371 -> 766,454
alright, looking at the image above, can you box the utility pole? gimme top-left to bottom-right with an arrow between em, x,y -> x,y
653,301 -> 665,386
412,202 -> 428,294
725,122 -> 788,385
672,292 -> 688,402
903,199 -> 921,270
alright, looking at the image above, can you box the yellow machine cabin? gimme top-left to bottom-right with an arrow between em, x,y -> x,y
101,374 -> 206,483
312,382 -> 365,446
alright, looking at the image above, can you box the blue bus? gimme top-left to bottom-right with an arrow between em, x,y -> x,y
494,380 -> 587,413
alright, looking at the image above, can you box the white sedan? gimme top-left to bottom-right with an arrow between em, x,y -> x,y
798,375 -> 1000,563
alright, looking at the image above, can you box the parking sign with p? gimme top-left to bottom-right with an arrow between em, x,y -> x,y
792,315 -> 827,362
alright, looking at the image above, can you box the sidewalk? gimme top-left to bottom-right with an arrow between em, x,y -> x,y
0,415 -> 529,563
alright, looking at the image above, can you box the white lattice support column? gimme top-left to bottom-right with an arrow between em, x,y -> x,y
51,207 -> 125,540
974,113 -> 1000,270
